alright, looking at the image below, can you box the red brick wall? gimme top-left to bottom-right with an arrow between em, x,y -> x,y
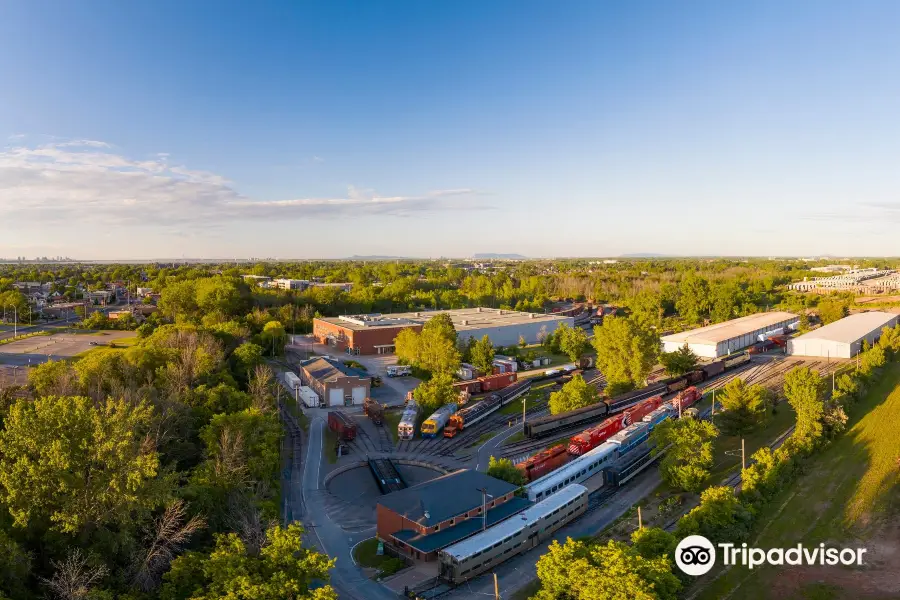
312,319 -> 423,354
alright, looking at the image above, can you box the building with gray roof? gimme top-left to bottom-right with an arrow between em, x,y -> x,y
787,311 -> 899,359
376,469 -> 529,561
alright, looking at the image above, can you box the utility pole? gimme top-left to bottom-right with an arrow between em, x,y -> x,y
494,573 -> 500,600
522,398 -> 526,424
741,437 -> 746,471
478,487 -> 493,532
637,506 -> 643,530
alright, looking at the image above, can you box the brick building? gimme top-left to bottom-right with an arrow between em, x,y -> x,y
376,470 -> 530,561
313,308 -> 573,355
298,356 -> 371,407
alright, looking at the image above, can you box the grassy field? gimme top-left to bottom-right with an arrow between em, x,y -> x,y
708,402 -> 797,481
500,380 -> 555,415
353,538 -> 406,578
74,334 -> 138,357
696,364 -> 900,600
384,410 -> 401,443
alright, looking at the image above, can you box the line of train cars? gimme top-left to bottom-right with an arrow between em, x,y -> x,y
524,387 -> 703,502
523,351 -> 750,439
398,373 -> 530,440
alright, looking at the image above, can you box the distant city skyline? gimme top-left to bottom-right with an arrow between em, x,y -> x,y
2,1 -> 900,259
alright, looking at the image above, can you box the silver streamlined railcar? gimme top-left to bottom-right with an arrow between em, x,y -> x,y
397,401 -> 419,441
525,442 -> 616,502
438,484 -> 588,585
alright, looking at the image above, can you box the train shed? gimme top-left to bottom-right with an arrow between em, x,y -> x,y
787,311 -> 899,359
375,469 -> 529,561
661,311 -> 798,358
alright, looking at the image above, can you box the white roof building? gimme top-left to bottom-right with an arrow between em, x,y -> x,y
661,311 -> 799,359
787,311 -> 899,359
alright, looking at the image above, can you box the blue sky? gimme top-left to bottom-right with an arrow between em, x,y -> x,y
1,1 -> 900,259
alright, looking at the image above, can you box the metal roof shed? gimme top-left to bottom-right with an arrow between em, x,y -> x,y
787,311 -> 899,359
661,311 -> 799,358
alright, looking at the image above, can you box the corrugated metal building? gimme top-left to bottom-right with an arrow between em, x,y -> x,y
661,311 -> 799,359
787,311 -> 899,358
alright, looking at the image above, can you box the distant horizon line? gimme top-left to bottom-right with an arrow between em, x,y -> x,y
1,255 -> 898,264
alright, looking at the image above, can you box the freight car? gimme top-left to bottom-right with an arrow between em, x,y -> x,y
525,382 -> 666,439
327,411 -> 357,441
363,398 -> 385,426
397,401 -> 419,441
421,403 -> 459,438
438,484 -> 588,585
517,445 -> 571,482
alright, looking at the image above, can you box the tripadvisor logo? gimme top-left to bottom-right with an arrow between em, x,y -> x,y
674,535 -> 868,576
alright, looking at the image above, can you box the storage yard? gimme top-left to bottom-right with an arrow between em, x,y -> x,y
283,322 -> 861,599
313,307 -> 574,355
660,311 -> 799,358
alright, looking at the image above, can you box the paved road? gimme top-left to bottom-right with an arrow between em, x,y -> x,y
475,423 -> 524,471
298,415 -> 399,600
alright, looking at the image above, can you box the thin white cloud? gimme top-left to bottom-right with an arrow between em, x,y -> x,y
0,138 -> 491,230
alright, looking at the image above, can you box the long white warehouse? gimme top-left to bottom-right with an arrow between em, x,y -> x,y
787,311 -> 899,359
661,311 -> 799,359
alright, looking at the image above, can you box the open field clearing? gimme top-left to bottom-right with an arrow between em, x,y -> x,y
0,330 -> 137,365
696,364 -> 900,600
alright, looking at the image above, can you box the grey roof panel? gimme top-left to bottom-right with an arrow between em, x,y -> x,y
790,311 -> 898,345
376,469 -> 519,526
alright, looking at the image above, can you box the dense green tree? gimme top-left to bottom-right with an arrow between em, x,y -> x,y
0,396 -> 165,534
0,529 -> 31,599
159,280 -> 199,322
651,418 -> 718,493
470,335 -> 495,376
486,456 -> 526,486
195,408 -> 282,489
783,366 -> 824,449
710,281 -> 746,323
548,374 -> 599,414
630,527 -> 677,561
591,317 -> 658,392
232,341 -> 264,378
676,486 -> 753,544
627,291 -> 663,329
659,343 -> 698,377
556,323 -> 589,362
413,373 -> 458,415
817,300 -> 848,325
716,377 -> 768,435
27,359 -> 77,397
534,538 -> 680,600
417,326 -> 461,376
675,272 -> 711,324
421,313 -> 457,346
160,523 -> 337,600
394,328 -> 421,367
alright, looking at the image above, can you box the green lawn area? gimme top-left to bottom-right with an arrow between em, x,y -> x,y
384,410 -> 401,443
503,431 -> 527,445
695,364 -> 900,600
500,381 -> 554,415
74,335 -> 138,357
353,538 -> 406,578
708,402 -> 797,482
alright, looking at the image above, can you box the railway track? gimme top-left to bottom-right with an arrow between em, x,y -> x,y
375,424 -> 394,453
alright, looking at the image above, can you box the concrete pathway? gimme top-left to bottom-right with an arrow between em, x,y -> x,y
296,415 -> 400,600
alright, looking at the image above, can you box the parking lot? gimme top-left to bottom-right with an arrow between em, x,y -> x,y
0,331 -> 136,366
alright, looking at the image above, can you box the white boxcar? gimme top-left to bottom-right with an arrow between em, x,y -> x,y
299,386 -> 320,409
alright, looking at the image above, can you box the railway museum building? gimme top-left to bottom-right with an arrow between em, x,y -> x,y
660,311 -> 799,359
313,308 -> 573,355
376,470 -> 531,561
297,356 -> 371,407
787,311 -> 899,359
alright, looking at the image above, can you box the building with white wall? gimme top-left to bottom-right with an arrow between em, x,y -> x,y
661,311 -> 799,359
787,311 -> 899,359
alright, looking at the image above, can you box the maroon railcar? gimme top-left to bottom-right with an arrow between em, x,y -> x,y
452,379 -> 483,394
478,372 -> 517,392
328,411 -> 357,441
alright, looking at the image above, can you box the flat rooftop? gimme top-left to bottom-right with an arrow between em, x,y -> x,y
790,311 -> 898,344
661,311 -> 798,346
319,307 -> 571,333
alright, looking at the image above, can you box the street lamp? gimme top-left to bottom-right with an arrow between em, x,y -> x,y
477,488 -> 493,532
